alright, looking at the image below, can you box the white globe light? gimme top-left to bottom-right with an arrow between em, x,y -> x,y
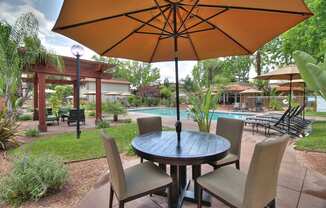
71,45 -> 84,57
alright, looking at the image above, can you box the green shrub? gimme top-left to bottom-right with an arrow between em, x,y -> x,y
102,102 -> 126,121
128,95 -> 142,107
0,154 -> 68,206
87,111 -> 95,117
269,98 -> 283,111
17,114 -> 32,121
84,102 -> 96,111
0,111 -> 19,150
96,120 -> 110,129
24,128 -> 40,137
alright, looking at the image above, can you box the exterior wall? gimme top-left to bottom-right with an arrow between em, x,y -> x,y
80,81 -> 130,102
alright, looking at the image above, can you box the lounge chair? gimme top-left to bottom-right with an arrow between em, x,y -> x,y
67,109 -> 85,126
197,135 -> 289,208
209,118 -> 244,170
46,108 -> 59,125
245,107 -> 306,137
101,131 -> 172,208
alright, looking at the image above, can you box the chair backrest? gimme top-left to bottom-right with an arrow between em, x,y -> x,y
274,107 -> 292,126
69,109 -> 85,119
101,130 -> 126,198
137,116 -> 162,135
216,118 -> 244,156
242,135 -> 289,208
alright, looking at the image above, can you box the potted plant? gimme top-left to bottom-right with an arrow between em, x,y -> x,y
103,101 -> 126,122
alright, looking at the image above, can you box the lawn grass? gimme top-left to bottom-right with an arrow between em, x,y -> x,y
295,121 -> 326,153
305,111 -> 326,117
12,123 -> 139,161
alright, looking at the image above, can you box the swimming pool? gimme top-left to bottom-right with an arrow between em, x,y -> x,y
129,107 -> 251,120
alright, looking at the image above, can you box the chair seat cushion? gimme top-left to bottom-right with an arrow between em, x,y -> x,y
47,115 -> 58,121
122,161 -> 172,200
197,166 -> 246,208
210,153 -> 239,166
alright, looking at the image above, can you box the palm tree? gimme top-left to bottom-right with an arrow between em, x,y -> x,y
0,13 -> 63,113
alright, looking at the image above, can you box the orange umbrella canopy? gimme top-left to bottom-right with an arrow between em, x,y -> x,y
53,0 -> 312,62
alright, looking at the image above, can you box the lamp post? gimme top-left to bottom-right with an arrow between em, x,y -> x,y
71,45 -> 84,139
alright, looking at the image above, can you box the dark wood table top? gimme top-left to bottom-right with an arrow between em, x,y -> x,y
132,131 -> 230,165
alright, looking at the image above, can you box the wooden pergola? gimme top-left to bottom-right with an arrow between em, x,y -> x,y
24,56 -> 114,132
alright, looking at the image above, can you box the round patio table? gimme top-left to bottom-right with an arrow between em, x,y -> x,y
132,131 -> 230,208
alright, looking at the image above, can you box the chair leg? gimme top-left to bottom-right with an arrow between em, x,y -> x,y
235,160 -> 240,170
119,201 -> 124,208
197,185 -> 203,208
168,184 -> 172,208
109,185 -> 114,208
269,199 -> 276,208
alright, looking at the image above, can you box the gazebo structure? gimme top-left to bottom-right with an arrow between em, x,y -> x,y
221,83 -> 252,105
23,56 -> 114,132
240,89 -> 263,110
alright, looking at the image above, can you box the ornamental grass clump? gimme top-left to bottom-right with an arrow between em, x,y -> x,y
0,154 -> 68,207
0,110 -> 19,150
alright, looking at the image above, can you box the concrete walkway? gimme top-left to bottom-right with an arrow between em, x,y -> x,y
78,113 -> 326,208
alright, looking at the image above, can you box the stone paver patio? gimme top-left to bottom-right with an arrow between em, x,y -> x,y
77,113 -> 326,208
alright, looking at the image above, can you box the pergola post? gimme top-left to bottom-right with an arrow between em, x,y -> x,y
73,81 -> 78,108
95,78 -> 102,122
33,73 -> 38,120
38,73 -> 47,132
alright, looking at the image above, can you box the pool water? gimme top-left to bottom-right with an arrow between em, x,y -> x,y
129,107 -> 250,120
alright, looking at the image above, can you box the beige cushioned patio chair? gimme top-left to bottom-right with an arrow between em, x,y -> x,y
209,118 -> 244,170
101,131 -> 172,208
137,116 -> 162,163
197,135 -> 289,208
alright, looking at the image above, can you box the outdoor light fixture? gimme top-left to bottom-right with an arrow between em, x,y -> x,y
71,44 -> 84,139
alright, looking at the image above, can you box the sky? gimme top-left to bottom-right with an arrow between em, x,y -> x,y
0,0 -> 256,81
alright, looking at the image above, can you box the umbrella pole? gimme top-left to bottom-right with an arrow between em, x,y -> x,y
173,3 -> 181,147
288,75 -> 293,133
303,82 -> 306,120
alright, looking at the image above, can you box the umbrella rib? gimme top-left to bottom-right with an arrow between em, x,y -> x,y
176,9 -> 199,60
179,8 -> 228,34
153,0 -> 174,32
179,6 -> 252,54
101,6 -> 170,56
177,0 -> 200,33
149,8 -> 173,63
53,4 -> 170,31
179,3 -> 313,16
179,27 -> 216,36
135,31 -> 170,36
126,14 -> 173,35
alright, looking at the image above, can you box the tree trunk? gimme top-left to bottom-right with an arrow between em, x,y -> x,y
256,50 -> 262,76
113,114 -> 118,122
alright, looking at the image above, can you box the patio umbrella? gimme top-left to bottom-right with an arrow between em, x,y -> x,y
256,65 -> 301,131
256,65 -> 301,110
53,0 -> 312,144
279,79 -> 306,118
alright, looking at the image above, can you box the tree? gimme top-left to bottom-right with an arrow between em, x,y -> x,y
0,13 -> 63,113
182,75 -> 196,93
282,0 -> 326,61
192,59 -> 229,89
92,56 -> 160,91
223,56 -> 252,82
125,61 -> 160,89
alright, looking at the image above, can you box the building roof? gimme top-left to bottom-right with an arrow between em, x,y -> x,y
83,78 -> 130,85
240,88 -> 263,94
223,82 -> 252,92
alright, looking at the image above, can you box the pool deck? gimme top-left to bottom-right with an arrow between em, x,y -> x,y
78,113 -> 326,208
